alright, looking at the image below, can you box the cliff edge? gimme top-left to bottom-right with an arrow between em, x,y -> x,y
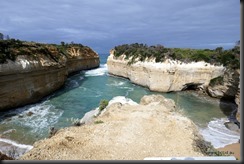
20,95 -> 205,160
0,40 -> 99,111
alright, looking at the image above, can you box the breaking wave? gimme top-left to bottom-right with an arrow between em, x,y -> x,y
85,64 -> 107,76
0,138 -> 33,159
200,118 -> 240,148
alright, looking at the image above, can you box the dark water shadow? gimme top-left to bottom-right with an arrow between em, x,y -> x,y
0,71 -> 88,123
48,71 -> 88,100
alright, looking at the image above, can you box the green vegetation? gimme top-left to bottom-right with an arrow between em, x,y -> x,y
99,99 -> 109,111
112,42 -> 240,69
209,76 -> 224,87
194,138 -> 220,156
0,39 -> 94,64
94,120 -> 104,124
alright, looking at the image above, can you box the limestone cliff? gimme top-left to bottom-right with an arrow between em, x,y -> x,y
20,95 -> 206,160
0,42 -> 99,111
207,69 -> 239,100
207,69 -> 240,122
107,53 -> 225,92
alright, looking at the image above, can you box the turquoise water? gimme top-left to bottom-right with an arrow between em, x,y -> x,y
0,54 -> 240,158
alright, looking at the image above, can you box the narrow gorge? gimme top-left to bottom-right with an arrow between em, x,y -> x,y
0,42 -> 240,160
0,40 -> 100,111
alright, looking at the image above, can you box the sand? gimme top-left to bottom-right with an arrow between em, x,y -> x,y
217,142 -> 241,160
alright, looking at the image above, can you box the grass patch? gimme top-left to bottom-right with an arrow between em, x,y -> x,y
94,120 -> 104,124
209,76 -> 224,86
99,99 -> 109,111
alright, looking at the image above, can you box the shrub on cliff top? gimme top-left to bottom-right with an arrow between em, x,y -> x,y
99,99 -> 109,111
209,76 -> 224,87
112,42 -> 240,70
0,39 -> 93,64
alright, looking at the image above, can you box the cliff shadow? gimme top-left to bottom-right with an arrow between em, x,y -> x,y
46,71 -> 88,100
0,71 -> 88,123
219,70 -> 240,129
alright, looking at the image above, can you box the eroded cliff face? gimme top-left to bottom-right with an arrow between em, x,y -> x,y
207,69 -> 240,122
107,53 -> 225,92
0,47 -> 99,111
207,69 -> 239,99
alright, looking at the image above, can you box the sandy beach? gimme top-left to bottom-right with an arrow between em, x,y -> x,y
217,142 -> 241,160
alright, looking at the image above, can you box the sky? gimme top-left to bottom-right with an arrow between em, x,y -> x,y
0,0 -> 240,53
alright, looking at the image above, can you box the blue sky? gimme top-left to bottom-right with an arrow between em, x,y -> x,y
0,0 -> 240,53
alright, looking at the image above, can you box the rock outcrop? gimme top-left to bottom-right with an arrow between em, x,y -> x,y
207,69 -> 240,100
0,45 -> 99,111
107,53 -> 225,92
235,80 -> 240,122
207,69 -> 240,123
20,95 -> 205,160
0,151 -> 14,160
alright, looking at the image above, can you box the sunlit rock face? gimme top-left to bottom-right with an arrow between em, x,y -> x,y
107,53 -> 225,92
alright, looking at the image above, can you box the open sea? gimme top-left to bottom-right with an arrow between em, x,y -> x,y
0,54 -> 240,159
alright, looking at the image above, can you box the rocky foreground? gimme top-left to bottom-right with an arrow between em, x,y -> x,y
20,95 -> 206,160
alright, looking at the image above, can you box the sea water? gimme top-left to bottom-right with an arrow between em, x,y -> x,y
0,54 -> 240,158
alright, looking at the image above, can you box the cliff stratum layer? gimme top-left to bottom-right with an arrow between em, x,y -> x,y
20,95 -> 205,160
107,53 -> 225,92
0,40 -> 99,111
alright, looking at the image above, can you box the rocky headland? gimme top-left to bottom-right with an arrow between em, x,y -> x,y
0,40 -> 100,111
20,95 -> 207,160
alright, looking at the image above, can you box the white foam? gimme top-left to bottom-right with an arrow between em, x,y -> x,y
2,101 -> 63,134
66,79 -> 79,88
120,87 -> 134,96
85,64 -> 107,76
106,81 -> 125,86
199,118 -> 240,148
0,138 -> 33,150
77,87 -> 102,97
0,138 -> 33,159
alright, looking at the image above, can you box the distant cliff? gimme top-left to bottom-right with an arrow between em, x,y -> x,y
107,52 -> 225,92
0,40 -> 99,111
107,43 -> 239,93
107,43 -> 240,122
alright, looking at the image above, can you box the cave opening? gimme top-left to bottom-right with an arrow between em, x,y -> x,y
182,83 -> 203,91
